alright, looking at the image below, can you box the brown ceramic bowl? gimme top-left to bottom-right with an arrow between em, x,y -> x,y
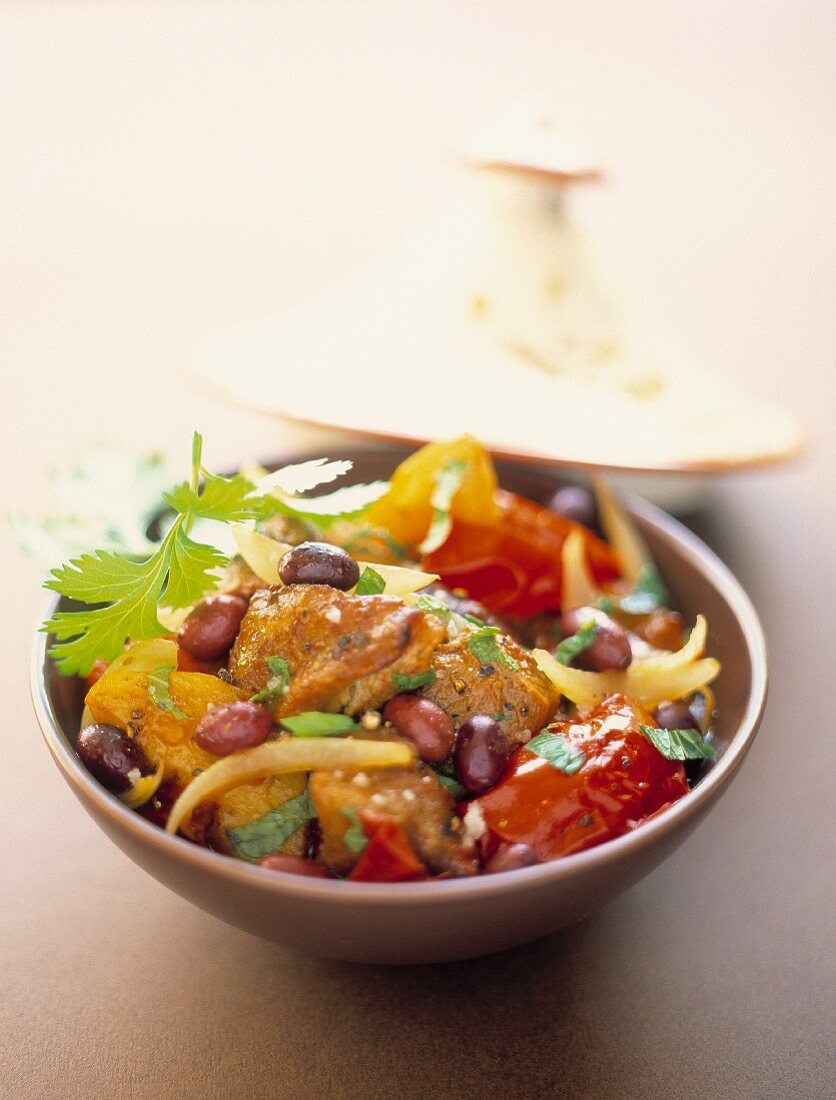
31,447 -> 767,964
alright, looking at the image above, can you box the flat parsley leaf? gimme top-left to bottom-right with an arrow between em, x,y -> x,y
340,807 -> 368,854
466,626 -> 519,671
434,773 -> 467,800
257,480 -> 389,528
147,663 -> 189,719
250,655 -> 292,705
163,472 -> 259,524
392,668 -> 437,692
419,460 -> 467,555
639,724 -> 715,761
555,621 -> 598,666
280,712 -> 358,737
617,564 -> 671,615
413,594 -> 453,621
526,730 -> 585,774
354,565 -> 386,596
227,788 -> 316,862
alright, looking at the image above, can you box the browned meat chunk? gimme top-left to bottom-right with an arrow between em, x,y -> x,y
310,765 -> 477,877
228,586 -> 446,717
422,631 -> 559,747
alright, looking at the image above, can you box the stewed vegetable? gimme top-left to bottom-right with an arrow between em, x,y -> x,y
47,435 -> 720,881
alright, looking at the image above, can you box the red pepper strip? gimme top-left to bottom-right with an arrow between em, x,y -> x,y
85,658 -> 110,690
349,813 -> 427,882
422,490 -> 620,617
471,694 -> 689,862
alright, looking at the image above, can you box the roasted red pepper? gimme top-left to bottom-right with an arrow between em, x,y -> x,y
470,694 -> 689,862
422,489 -> 620,617
349,813 -> 427,883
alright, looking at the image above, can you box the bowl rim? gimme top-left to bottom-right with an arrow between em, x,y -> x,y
30,484 -> 767,907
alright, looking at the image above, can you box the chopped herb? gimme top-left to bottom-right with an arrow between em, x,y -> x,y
340,807 -> 368,854
418,460 -> 467,555
618,564 -> 670,615
526,730 -> 585,774
250,655 -> 292,705
466,626 -> 519,671
354,565 -> 386,596
596,595 -> 616,616
462,612 -> 487,627
147,663 -> 189,719
414,594 -> 453,621
392,668 -> 437,692
555,620 -> 598,666
257,479 -> 389,528
639,724 -> 715,761
226,788 -> 316,862
435,773 -> 467,800
280,712 -> 358,737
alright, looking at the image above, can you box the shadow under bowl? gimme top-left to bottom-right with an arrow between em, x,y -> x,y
31,447 -> 767,965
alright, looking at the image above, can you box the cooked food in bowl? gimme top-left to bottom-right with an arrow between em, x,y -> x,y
43,436 -> 720,882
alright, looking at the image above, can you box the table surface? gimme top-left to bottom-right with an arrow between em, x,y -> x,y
2,4 -> 833,1098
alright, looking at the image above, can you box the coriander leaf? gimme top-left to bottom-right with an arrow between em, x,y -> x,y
419,460 -> 467,555
435,773 -> 467,800
413,594 -> 453,622
555,621 -> 598,666
250,655 -> 292,705
164,526 -> 227,608
340,808 -> 368,854
526,730 -> 585,774
596,595 -> 616,616
257,480 -> 390,528
280,712 -> 358,737
466,626 -> 520,671
147,663 -> 189,719
392,668 -> 437,692
618,563 -> 671,615
639,724 -> 715,761
227,788 -> 316,862
163,472 -> 259,524
43,528 -> 177,676
257,458 -> 354,495
463,612 -> 487,627
354,565 -> 386,596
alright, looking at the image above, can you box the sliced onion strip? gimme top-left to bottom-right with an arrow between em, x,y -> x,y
165,737 -> 415,836
560,528 -> 599,610
592,477 -> 650,583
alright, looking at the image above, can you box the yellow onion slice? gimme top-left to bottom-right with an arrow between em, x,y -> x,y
119,761 -> 164,810
533,615 -> 719,708
232,524 -> 437,597
592,477 -> 650,584
560,528 -> 600,610
165,737 -> 415,837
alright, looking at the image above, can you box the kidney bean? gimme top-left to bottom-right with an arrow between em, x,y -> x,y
278,542 -> 360,590
76,723 -> 150,792
484,842 -> 540,875
256,853 -> 332,877
652,699 -> 700,732
383,695 -> 454,763
454,715 -> 510,795
195,701 -> 272,756
177,594 -> 248,660
546,485 -> 598,529
562,606 -> 632,672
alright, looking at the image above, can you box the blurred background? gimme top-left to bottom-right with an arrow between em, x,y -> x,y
2,4 -> 833,1097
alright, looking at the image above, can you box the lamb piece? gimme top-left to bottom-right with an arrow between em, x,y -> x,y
228,585 -> 446,717
310,765 -> 477,877
421,630 -> 559,748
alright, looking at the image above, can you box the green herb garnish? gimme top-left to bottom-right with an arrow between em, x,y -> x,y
639,724 -> 715,761
555,621 -> 598,666
418,459 -> 467,555
354,565 -> 386,596
617,564 -> 670,615
414,594 -> 453,621
340,807 -> 368,854
526,730 -> 586,774
41,432 -> 387,677
466,626 -> 519,671
226,788 -> 316,862
280,712 -> 358,737
250,655 -> 292,705
392,668 -> 437,692
147,663 -> 190,719
435,773 -> 467,800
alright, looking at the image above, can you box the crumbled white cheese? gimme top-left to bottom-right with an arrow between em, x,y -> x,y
402,789 -> 416,803
370,793 -> 387,807
352,772 -> 371,788
462,802 -> 487,842
126,767 -> 142,786
324,607 -> 342,624
361,711 -> 381,731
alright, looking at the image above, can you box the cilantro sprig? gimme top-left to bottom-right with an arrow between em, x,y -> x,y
42,432 -> 387,677
466,626 -> 519,671
639,724 -> 715,761
555,621 -> 598,666
419,459 -> 467,555
227,788 -> 316,862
